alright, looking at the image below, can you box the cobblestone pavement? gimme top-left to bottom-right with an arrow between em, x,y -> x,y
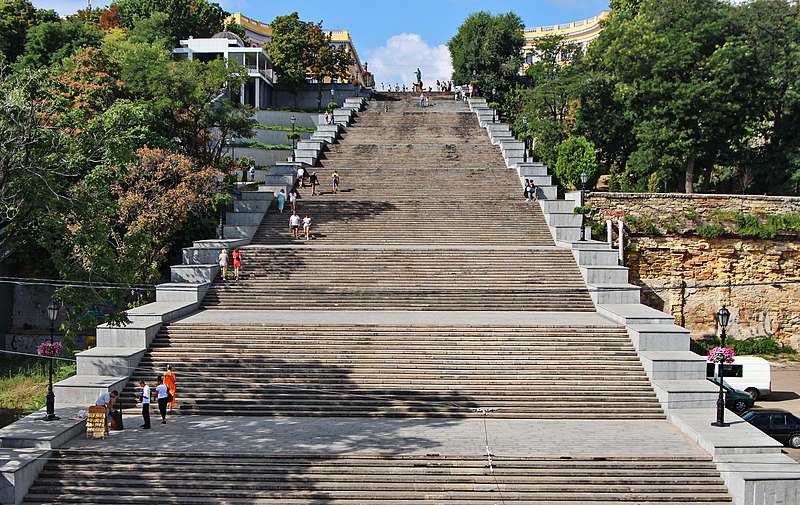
67,416 -> 706,458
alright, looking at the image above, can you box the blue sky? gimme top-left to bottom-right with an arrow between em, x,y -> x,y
33,0 -> 610,85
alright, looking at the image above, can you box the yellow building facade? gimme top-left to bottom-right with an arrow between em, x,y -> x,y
523,11 -> 609,65
228,13 -> 369,86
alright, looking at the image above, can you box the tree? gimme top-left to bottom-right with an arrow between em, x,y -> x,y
265,12 -> 311,106
0,65 -> 69,263
0,0 -> 36,62
307,21 -> 353,108
17,20 -> 102,68
45,147 -> 224,333
448,12 -> 523,97
554,136 -> 600,190
111,0 -> 226,45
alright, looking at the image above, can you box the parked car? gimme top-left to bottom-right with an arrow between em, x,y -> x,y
742,409 -> 800,448
706,378 -> 754,413
705,355 -> 771,399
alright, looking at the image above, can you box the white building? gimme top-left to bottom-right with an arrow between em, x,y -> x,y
172,32 -> 275,109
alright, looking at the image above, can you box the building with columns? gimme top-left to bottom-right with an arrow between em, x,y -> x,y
172,32 -> 275,109
523,11 -> 609,66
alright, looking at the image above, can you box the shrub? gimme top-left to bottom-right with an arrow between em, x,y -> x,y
736,214 -> 776,239
694,336 -> 797,357
696,224 -> 725,239
327,101 -> 338,111
647,172 -> 661,193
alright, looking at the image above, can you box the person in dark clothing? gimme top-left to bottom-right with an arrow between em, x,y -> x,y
138,380 -> 151,429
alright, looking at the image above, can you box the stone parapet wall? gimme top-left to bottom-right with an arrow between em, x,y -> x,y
588,192 -> 800,218
586,193 -> 800,349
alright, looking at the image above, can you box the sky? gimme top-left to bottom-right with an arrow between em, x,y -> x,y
32,0 -> 611,86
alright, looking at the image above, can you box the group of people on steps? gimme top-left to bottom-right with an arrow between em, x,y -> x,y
274,169 -> 340,241
94,365 -> 176,430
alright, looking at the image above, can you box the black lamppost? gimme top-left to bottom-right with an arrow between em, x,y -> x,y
491,87 -> 497,123
290,116 -> 297,163
579,171 -> 588,242
44,301 -> 60,421
712,305 -> 731,427
330,88 -> 335,104
522,115 -> 528,163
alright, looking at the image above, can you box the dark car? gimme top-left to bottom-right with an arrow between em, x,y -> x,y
706,378 -> 755,414
742,409 -> 800,448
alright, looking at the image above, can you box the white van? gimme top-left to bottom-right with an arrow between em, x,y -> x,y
705,355 -> 771,399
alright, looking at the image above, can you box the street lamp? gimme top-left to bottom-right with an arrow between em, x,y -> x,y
522,115 -> 528,163
44,301 -> 59,421
330,88 -> 335,103
491,88 -> 497,123
579,171 -> 588,242
712,306 -> 731,427
290,115 -> 297,163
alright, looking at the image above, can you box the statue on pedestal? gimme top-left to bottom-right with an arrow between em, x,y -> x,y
415,68 -> 422,84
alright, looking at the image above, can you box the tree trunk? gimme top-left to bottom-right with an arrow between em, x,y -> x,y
685,156 -> 695,194
701,164 -> 713,193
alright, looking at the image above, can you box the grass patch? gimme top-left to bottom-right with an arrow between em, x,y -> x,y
234,142 -> 293,150
254,125 -> 315,132
0,357 -> 77,423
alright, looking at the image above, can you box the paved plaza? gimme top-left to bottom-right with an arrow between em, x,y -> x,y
67,415 -> 706,457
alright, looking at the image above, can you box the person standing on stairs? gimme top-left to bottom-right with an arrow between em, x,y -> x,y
527,180 -> 538,201
277,189 -> 286,213
419,93 -> 425,107
310,173 -> 319,196
164,365 -> 177,414
302,213 -> 312,240
331,170 -> 340,193
138,380 -> 151,429
289,189 -> 297,212
232,247 -> 242,281
289,211 -> 301,239
218,248 -> 229,281
155,376 -> 170,424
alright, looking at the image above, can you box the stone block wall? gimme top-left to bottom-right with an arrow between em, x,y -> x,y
587,193 -> 800,349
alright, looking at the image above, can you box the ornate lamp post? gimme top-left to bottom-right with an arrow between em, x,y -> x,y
43,301 -> 60,421
330,88 -> 335,103
491,88 -> 497,123
711,306 -> 731,427
579,171 -> 588,242
522,115 -> 528,163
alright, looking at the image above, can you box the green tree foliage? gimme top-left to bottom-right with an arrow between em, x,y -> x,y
17,20 -> 102,68
111,0 -> 226,44
307,21 -> 353,108
513,35 -> 586,167
554,136 -> 600,190
266,13 -> 354,108
577,0 -> 800,195
0,65 -> 69,263
448,11 -> 523,97
265,12 -> 312,105
0,0 -> 35,62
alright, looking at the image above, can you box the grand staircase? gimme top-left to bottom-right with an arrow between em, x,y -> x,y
24,451 -> 733,504
22,92 -> 733,504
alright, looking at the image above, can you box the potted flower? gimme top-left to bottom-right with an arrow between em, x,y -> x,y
707,346 -> 735,365
37,341 -> 63,357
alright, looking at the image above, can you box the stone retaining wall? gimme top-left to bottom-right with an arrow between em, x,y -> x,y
587,193 -> 800,348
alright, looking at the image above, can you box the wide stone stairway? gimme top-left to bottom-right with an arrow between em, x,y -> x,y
21,93 -> 733,504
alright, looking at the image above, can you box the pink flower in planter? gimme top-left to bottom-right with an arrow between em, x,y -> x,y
37,342 -> 63,357
707,347 -> 735,364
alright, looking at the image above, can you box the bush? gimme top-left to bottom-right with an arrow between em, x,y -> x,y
696,224 -> 725,239
326,101 -> 338,111
693,336 -> 797,357
736,214 -> 776,239
647,172 -> 661,193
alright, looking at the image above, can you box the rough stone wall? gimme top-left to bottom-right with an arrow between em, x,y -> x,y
587,193 -> 800,349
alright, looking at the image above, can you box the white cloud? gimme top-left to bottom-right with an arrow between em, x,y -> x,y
365,33 -> 453,89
